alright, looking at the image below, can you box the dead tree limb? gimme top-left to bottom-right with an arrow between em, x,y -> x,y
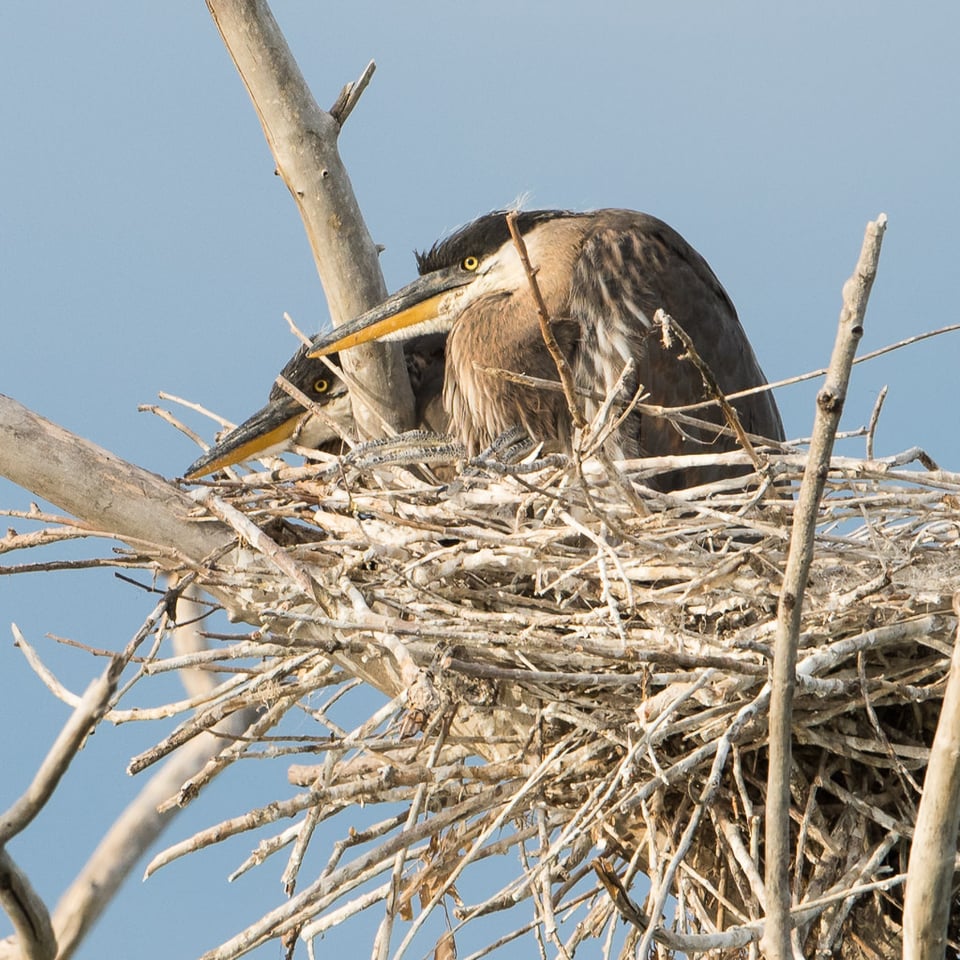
763,213 -> 887,960
902,592 -> 960,960
205,0 -> 416,438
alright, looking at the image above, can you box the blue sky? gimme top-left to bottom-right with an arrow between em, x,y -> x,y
2,3 -> 958,957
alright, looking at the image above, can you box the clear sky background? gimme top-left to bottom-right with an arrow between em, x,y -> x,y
2,3 -> 958,958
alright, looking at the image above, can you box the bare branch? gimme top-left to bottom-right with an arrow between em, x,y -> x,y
0,661 -> 118,845
763,213 -> 887,960
47,707 -> 261,960
329,59 -> 376,127
204,0 -> 415,437
902,593 -> 960,960
0,395 -> 233,561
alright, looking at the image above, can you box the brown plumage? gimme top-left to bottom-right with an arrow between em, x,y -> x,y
308,209 -> 784,490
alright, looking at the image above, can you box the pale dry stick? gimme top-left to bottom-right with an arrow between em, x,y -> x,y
676,857 -> 752,926
903,592 -> 960,960
450,817 -> 566,921
202,786 -> 512,960
117,674 -> 251,724
796,615 -> 940,679
535,805 -> 572,960
505,210 -> 585,431
110,578 -> 201,708
0,657 -> 121,845
815,833 -> 902,953
229,823 -> 300,883
156,660 -> 331,813
647,321 -> 960,416
281,804 -> 321,897
595,542 -> 628,646
143,641 -> 290,675
515,830 -> 550,960
857,652 -> 923,801
301,880 -> 392,942
579,356 -> 640,454
1,526 -> 95,554
138,402 -> 208,450
791,775 -> 821,908
713,807 -> 766,911
388,739 -> 575,960
337,577 -> 422,688
277,348 -> 412,446
11,625 -> 79,708
557,509 -> 634,610
158,390 -> 235,429
204,0 -> 415,437
146,788 -> 329,879
192,489 -> 328,605
764,213 -> 887,960
328,59 -> 377,127
865,384 -> 888,460
0,667 -> 119,960
129,649 -> 334,774
295,840 -> 434,946
271,374 -> 356,448
372,720 -> 451,960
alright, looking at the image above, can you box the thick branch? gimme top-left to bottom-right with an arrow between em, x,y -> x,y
205,0 -> 415,437
762,214 -> 887,960
902,593 -> 960,960
0,395 -> 233,561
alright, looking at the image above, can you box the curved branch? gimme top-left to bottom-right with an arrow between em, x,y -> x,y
0,850 -> 56,960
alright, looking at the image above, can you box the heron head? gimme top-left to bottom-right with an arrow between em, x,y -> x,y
308,211 -> 567,359
184,347 -> 351,480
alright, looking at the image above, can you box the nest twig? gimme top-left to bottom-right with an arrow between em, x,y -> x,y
10,425 -> 958,959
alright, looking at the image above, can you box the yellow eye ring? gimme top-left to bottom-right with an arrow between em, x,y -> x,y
462,256 -> 479,271
313,378 -> 329,394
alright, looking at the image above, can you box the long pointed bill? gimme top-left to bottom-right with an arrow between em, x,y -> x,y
309,266 -> 471,358
184,396 -> 306,480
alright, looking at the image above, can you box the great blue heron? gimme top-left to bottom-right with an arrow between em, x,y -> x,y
307,209 -> 784,489
184,334 -> 447,479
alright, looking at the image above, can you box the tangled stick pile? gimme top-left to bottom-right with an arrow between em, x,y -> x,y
112,434 -> 956,959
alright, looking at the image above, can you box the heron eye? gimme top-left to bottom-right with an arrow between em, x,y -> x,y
461,256 -> 479,271
312,378 -> 329,394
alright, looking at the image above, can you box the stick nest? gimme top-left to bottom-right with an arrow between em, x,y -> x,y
141,439 -> 955,960
11,439 -> 960,958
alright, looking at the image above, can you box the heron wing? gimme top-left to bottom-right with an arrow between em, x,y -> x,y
570,211 -> 784,484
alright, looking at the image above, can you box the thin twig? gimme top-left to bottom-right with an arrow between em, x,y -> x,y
505,211 -> 586,431
655,309 -> 762,472
865,384 -> 888,460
